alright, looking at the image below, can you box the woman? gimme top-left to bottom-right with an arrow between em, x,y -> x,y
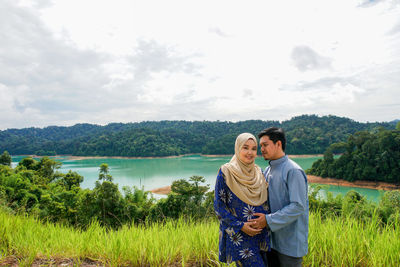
214,133 -> 270,266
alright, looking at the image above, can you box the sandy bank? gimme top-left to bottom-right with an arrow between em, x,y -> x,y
288,154 -> 323,158
16,153 -> 323,161
150,185 -> 172,195
68,154 -> 221,160
63,154 -> 322,160
307,175 -> 400,191
66,155 -> 182,160
150,175 -> 400,195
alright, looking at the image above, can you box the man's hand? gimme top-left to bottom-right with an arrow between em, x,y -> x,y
241,222 -> 262,236
248,213 -> 268,229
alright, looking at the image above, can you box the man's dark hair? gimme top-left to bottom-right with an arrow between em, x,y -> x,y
257,127 -> 286,152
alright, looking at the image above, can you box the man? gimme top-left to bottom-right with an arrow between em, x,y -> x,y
249,127 -> 309,267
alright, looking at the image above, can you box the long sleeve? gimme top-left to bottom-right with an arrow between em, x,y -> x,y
214,170 -> 244,234
265,169 -> 307,232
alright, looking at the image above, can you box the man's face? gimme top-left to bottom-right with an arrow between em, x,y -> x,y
259,135 -> 281,160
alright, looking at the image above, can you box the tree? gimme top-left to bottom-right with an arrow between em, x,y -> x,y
379,190 -> 400,224
0,151 -> 11,166
36,157 -> 62,183
323,149 -> 334,163
98,163 -> 113,182
60,170 -> 84,190
328,142 -> 347,154
308,128 -> 400,183
18,157 -> 37,170
94,180 -> 122,228
150,175 -> 210,220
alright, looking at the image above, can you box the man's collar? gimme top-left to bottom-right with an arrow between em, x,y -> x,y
269,155 -> 288,166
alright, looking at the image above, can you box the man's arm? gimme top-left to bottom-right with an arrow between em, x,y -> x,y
250,169 -> 307,231
266,169 -> 307,232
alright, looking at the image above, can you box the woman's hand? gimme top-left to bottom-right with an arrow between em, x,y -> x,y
248,212 -> 268,229
241,222 -> 262,236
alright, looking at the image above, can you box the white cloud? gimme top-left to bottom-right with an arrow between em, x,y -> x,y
291,46 -> 332,72
1,0 -> 400,130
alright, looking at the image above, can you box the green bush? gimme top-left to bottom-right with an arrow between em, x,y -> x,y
1,153 -> 400,232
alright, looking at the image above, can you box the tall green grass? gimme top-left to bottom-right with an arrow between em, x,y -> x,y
0,210 -> 221,266
306,211 -> 400,266
1,209 -> 399,266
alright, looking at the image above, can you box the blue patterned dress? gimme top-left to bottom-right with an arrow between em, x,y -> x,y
214,169 -> 270,266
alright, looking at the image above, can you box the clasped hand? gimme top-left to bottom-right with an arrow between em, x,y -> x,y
241,213 -> 267,236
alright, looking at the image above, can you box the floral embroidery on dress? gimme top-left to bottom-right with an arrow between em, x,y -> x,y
228,207 -> 237,217
226,254 -> 233,264
242,204 -> 255,220
260,240 -> 269,251
225,227 -> 235,236
239,248 -> 254,259
230,232 -> 243,246
219,189 -> 227,203
226,191 -> 232,203
262,202 -> 269,212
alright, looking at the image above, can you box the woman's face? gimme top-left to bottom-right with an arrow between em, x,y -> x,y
239,138 -> 257,164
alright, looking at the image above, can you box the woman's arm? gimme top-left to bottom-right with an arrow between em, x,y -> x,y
214,169 -> 261,236
214,169 -> 243,235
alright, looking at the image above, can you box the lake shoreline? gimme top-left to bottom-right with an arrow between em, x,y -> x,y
16,153 -> 323,160
150,175 -> 400,195
307,175 -> 400,191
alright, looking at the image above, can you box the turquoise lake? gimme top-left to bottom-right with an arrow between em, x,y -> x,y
11,155 -> 385,202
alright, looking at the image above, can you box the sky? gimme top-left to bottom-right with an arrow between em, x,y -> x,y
1,0 -> 399,130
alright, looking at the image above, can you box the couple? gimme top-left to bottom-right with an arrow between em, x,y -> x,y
214,127 -> 309,267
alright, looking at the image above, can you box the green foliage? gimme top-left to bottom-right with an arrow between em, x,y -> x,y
341,190 -> 376,222
308,127 -> 400,183
98,163 -> 113,182
121,186 -> 155,224
58,170 -> 83,190
1,157 -> 216,229
308,185 -> 342,218
17,157 -> 37,170
2,154 -> 400,234
0,115 -> 395,157
36,157 -> 62,183
378,190 -> 400,224
328,141 -> 347,154
0,151 -> 11,166
309,186 -> 400,228
35,150 -> 56,156
149,175 -> 211,221
93,180 -> 123,228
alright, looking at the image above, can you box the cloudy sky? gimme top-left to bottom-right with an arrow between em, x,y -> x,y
1,0 -> 399,130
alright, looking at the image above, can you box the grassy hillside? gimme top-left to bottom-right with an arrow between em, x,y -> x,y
1,209 -> 399,267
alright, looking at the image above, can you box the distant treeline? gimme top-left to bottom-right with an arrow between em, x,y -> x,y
0,114 -> 396,156
308,124 -> 400,184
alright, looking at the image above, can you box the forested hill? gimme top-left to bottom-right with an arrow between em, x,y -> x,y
0,115 -> 396,156
308,126 -> 400,183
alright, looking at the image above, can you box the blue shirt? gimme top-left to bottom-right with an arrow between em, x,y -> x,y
264,155 -> 309,257
214,169 -> 270,264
